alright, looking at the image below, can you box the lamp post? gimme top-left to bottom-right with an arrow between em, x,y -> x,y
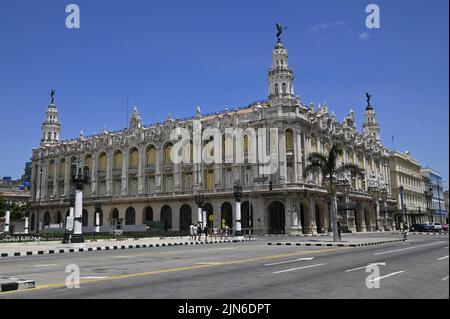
24,208 -> 30,234
70,164 -> 89,244
94,203 -> 102,233
233,181 -> 244,241
399,185 -> 406,228
4,200 -> 12,234
195,192 -> 205,227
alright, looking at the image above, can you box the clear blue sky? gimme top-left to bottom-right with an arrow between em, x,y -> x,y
0,0 -> 448,187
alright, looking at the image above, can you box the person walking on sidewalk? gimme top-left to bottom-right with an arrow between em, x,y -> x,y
197,223 -> 203,241
337,221 -> 342,241
403,224 -> 409,241
203,225 -> 209,242
189,223 -> 195,241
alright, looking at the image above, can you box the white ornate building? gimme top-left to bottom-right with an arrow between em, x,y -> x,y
29,36 -> 397,235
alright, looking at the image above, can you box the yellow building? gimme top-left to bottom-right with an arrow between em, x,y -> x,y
389,151 -> 427,227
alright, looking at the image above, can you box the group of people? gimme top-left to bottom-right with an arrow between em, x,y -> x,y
189,223 -> 232,241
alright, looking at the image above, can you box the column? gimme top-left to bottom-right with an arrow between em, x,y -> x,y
91,154 -> 97,196
278,128 -> 287,183
295,130 -> 302,183
72,189 -> 84,243
155,145 -> 162,192
24,214 -> 29,234
121,149 -> 128,195
235,200 -> 244,240
106,150 -> 113,196
309,198 -> 317,235
138,147 -> 145,194
4,207 -> 11,233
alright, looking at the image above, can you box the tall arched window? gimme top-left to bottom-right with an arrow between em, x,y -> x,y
59,158 -> 65,178
160,205 -> 172,230
285,129 -> 294,152
98,153 -> 107,172
129,148 -> 139,169
164,143 -> 173,164
143,206 -> 153,224
275,83 -> 279,94
146,146 -> 156,166
85,155 -> 93,177
113,151 -> 122,171
125,207 -> 136,225
282,83 -> 287,93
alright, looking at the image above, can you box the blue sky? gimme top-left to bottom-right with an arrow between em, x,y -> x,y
0,0 -> 448,187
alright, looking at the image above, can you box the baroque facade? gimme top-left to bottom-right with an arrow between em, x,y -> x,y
29,37 -> 397,235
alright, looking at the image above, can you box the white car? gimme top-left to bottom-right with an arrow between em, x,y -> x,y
426,222 -> 443,232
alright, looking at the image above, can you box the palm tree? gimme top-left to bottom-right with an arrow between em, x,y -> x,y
304,144 -> 362,242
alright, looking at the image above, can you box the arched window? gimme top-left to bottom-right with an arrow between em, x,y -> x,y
146,146 -> 156,166
179,204 -> 192,231
113,151 -> 122,171
164,143 -> 173,164
275,83 -> 279,94
282,83 -> 287,93
111,208 -> 119,220
244,135 -> 250,156
129,148 -> 139,169
98,153 -> 107,172
59,159 -> 65,178
125,207 -> 136,225
85,155 -> 93,177
47,132 -> 51,140
44,212 -> 50,227
285,130 -> 294,152
205,170 -> 214,190
48,161 -> 55,178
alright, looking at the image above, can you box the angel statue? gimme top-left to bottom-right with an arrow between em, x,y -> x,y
276,23 -> 287,42
365,92 -> 372,107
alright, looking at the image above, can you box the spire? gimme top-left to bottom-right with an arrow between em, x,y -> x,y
129,106 -> 142,129
268,25 -> 299,107
41,90 -> 61,147
362,93 -> 380,140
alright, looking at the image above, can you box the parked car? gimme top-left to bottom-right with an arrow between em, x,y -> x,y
426,222 -> 443,232
410,224 -> 434,232
442,224 -> 448,231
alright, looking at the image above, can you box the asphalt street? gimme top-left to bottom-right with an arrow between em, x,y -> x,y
0,234 -> 448,299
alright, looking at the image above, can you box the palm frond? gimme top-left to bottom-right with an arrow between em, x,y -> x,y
336,163 -> 364,177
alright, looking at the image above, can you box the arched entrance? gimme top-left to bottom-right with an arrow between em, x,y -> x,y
179,204 -> 192,231
241,201 -> 253,231
82,209 -> 89,227
315,200 -> 329,234
300,202 -> 307,234
268,201 -> 285,234
44,211 -> 50,228
30,214 -> 35,231
125,207 -> 136,225
160,205 -> 172,230
143,206 -> 153,224
221,202 -> 233,229
203,203 -> 214,228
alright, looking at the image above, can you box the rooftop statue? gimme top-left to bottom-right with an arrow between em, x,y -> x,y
276,23 -> 287,42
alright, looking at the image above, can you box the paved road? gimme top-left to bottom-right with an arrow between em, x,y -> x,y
0,234 -> 448,299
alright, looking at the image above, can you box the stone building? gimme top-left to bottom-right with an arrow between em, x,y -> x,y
389,151 -> 428,227
420,167 -> 448,224
29,36 -> 396,235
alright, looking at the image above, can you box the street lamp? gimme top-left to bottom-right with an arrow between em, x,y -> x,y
195,192 -> 205,227
95,203 -> 102,233
70,164 -> 89,244
24,208 -> 30,234
4,200 -> 12,234
233,181 -> 244,241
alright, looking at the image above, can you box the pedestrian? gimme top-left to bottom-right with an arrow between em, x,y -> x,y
225,225 -> 230,238
193,223 -> 198,241
403,224 -> 409,241
197,223 -> 202,241
204,224 -> 209,242
213,225 -> 218,240
337,221 -> 341,240
189,223 -> 195,241
219,226 -> 223,240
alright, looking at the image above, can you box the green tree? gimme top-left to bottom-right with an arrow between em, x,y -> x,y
304,144 -> 362,242
0,197 -> 5,218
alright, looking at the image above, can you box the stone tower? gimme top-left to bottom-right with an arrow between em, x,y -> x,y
41,91 -> 61,146
363,103 -> 381,141
268,39 -> 299,107
129,106 -> 143,129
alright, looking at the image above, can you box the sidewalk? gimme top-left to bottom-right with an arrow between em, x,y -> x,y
0,236 -> 255,259
267,236 -> 406,248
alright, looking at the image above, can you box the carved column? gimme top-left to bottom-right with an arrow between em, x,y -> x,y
138,146 -> 145,194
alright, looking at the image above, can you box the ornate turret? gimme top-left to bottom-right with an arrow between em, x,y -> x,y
362,92 -> 380,140
268,24 -> 299,107
129,107 -> 142,129
41,90 -> 61,147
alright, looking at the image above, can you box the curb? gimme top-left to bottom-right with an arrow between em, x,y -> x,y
267,239 -> 405,248
0,277 -> 35,292
0,238 -> 256,259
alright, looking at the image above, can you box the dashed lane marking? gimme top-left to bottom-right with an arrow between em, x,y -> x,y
272,264 -> 324,274
374,242 -> 445,255
369,271 -> 405,283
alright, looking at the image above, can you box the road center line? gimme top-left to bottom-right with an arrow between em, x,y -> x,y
272,264 -> 323,274
369,271 -> 405,282
265,257 -> 314,267
438,255 -> 449,261
345,262 -> 385,273
441,276 -> 449,282
374,242 -> 445,255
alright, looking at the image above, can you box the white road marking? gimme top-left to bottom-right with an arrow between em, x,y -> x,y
441,276 -> 449,282
31,264 -> 59,268
265,257 -> 314,267
345,262 -> 385,273
369,271 -> 405,283
438,255 -> 449,261
444,247 -> 449,249
374,242 -> 445,255
217,248 -> 236,250
195,262 -> 222,265
81,276 -> 109,279
272,263 -> 323,274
